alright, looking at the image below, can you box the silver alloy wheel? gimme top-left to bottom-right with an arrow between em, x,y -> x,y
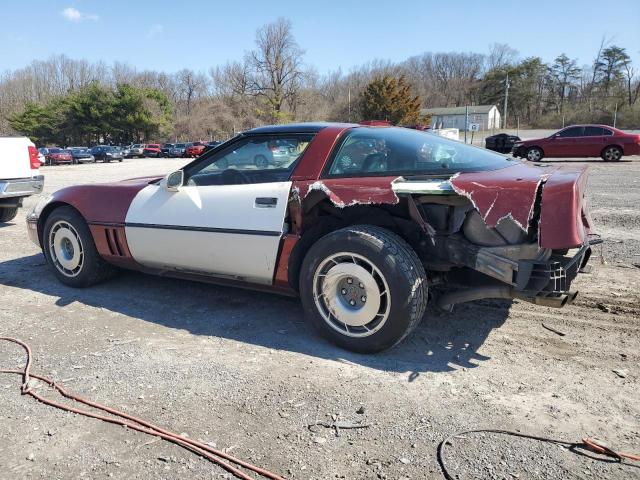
527,148 -> 542,161
48,220 -> 84,277
312,252 -> 391,338
603,146 -> 621,161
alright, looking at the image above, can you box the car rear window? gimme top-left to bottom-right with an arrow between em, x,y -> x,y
325,127 -> 513,177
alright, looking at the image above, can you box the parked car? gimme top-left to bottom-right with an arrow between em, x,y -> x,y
201,141 -> 222,155
128,144 -> 146,158
185,141 -> 207,158
0,137 -> 44,222
44,147 -> 73,165
160,143 -> 175,157
119,146 -> 131,158
143,144 -> 162,157
512,125 -> 640,161
90,145 -> 123,163
69,147 -> 95,164
27,123 -> 598,353
168,143 -> 190,157
485,133 -> 521,153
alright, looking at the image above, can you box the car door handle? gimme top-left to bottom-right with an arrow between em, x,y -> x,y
255,197 -> 278,208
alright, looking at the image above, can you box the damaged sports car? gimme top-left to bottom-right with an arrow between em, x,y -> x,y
27,123 -> 599,352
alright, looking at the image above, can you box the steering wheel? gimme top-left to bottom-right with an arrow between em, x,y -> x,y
220,168 -> 250,185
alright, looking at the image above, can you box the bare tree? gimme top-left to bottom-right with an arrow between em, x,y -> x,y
245,18 -> 305,122
486,43 -> 519,71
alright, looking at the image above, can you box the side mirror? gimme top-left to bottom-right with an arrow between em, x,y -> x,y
165,170 -> 184,191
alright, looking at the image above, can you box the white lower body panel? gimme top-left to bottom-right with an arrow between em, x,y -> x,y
125,226 -> 280,284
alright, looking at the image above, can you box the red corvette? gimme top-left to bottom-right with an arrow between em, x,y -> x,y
27,123 -> 598,352
512,124 -> 640,162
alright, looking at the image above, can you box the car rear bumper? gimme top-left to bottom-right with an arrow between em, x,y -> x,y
0,175 -> 44,199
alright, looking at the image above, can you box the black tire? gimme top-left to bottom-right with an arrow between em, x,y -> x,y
299,225 -> 428,353
526,147 -> 544,162
0,206 -> 19,223
254,155 -> 268,169
42,206 -> 117,287
601,145 -> 622,162
118,159 -> 123,162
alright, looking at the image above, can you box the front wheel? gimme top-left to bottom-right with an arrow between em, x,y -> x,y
43,206 -> 117,287
299,225 -> 428,353
602,145 -> 622,161
526,147 -> 544,162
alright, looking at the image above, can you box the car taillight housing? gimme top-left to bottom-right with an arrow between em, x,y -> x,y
28,146 -> 40,169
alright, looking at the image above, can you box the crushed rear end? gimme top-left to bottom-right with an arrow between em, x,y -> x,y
391,162 -> 598,309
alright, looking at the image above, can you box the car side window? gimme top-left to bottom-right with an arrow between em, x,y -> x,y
602,128 -> 613,136
558,127 -> 584,137
184,134 -> 314,186
583,126 -> 604,136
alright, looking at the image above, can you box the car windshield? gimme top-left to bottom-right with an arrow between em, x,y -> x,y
327,127 -> 514,176
49,148 -> 62,153
163,144 -> 174,148
132,144 -> 142,148
174,143 -> 186,148
71,148 -> 88,153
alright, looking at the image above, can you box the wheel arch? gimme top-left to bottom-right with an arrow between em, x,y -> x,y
37,201 -> 84,247
286,197 -> 422,292
601,143 -> 624,156
527,145 -> 545,156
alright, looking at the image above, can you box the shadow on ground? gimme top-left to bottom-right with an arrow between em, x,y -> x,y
0,254 -> 511,379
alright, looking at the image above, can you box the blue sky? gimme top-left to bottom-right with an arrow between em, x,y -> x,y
1,0 -> 639,74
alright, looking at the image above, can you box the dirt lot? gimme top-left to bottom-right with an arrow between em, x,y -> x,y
1,151 -> 639,480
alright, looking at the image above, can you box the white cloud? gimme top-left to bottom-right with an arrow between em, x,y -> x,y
147,24 -> 164,39
61,7 -> 99,22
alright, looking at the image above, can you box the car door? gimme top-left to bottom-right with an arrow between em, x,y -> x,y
579,126 -> 606,157
124,134 -> 314,285
545,126 -> 584,157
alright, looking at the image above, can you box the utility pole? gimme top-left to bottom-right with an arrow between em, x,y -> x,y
348,87 -> 352,123
464,105 -> 469,143
503,74 -> 510,130
613,102 -> 618,127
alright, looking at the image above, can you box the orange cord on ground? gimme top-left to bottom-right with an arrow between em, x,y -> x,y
0,337 -> 285,480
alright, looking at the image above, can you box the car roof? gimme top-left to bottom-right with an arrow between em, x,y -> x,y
246,122 -> 357,135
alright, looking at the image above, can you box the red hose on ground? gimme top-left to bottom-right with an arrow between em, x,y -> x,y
0,336 -> 285,480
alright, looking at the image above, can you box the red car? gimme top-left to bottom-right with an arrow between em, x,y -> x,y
142,144 -> 161,157
185,141 -> 207,158
44,148 -> 73,165
512,125 -> 640,162
26,123 -> 597,353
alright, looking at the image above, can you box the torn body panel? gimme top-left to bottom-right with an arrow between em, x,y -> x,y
450,163 -> 592,249
294,176 -> 400,209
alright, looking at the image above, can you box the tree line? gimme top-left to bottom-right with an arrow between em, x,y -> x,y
1,18 -> 638,145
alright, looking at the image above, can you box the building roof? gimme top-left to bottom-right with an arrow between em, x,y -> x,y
421,105 -> 497,116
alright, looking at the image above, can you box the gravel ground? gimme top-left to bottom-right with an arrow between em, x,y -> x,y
1,147 -> 639,480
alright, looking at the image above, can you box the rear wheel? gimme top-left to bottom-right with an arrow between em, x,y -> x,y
526,147 -> 544,162
0,207 -> 19,223
299,225 -> 428,353
602,145 -> 622,161
43,206 -> 117,287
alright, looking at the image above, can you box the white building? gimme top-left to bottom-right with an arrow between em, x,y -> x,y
421,105 -> 501,131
